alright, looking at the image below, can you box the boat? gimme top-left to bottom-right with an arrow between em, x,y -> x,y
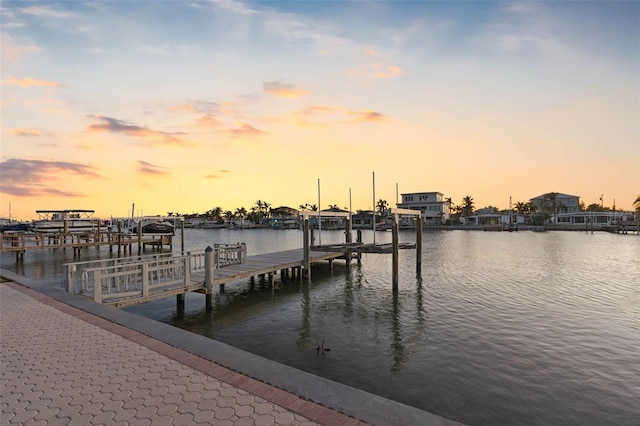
130,218 -> 175,234
227,219 -> 255,229
0,218 -> 32,233
32,210 -> 106,233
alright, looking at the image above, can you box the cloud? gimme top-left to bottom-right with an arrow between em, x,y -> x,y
0,158 -> 101,197
205,170 -> 230,179
292,105 -> 387,126
0,33 -> 41,65
213,0 -> 257,16
346,63 -> 405,80
86,115 -> 192,146
168,103 -> 198,113
20,5 -> 79,19
2,75 -> 61,88
364,48 -> 382,57
348,110 -> 386,123
263,81 -> 308,98
10,128 -> 43,137
228,123 -> 266,137
138,160 -> 169,176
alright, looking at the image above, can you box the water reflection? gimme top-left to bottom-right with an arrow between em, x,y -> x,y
297,280 -> 311,349
5,229 -> 639,425
390,289 -> 406,373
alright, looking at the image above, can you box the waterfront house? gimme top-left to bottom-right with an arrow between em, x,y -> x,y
555,211 -> 634,227
397,192 -> 450,225
530,193 -> 581,214
352,210 -> 376,229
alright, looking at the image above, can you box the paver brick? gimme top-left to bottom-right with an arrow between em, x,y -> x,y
192,409 -> 215,423
255,413 -> 277,426
214,406 -> 235,420
172,412 -> 195,426
0,285 -> 330,426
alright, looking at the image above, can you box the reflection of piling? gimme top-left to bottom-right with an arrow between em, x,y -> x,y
416,217 -> 422,273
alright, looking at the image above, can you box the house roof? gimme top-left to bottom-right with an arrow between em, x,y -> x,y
530,192 -> 580,201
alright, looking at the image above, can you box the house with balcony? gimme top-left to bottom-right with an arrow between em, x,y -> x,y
530,193 -> 581,214
397,192 -> 450,225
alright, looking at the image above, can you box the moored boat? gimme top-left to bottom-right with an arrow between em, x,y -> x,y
130,218 -> 175,234
32,210 -> 106,233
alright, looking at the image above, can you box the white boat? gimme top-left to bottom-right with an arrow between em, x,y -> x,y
32,210 -> 106,233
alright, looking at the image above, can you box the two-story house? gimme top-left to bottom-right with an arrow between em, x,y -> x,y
397,192 -> 450,225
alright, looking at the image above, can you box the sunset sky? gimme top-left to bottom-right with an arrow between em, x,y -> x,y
1,0 -> 639,220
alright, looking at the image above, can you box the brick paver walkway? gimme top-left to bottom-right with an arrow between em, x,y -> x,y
0,282 -> 365,425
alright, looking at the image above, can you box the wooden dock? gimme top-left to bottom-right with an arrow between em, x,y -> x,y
1,230 -> 176,261
63,209 -> 423,308
65,246 -> 347,308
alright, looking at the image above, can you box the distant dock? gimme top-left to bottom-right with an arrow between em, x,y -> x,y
0,229 -> 179,262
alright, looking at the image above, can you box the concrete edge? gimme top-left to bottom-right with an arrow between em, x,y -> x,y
1,268 -> 462,426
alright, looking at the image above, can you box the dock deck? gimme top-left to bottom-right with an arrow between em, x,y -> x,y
68,247 -> 349,307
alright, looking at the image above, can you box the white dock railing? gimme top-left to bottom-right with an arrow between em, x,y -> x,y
63,243 -> 246,304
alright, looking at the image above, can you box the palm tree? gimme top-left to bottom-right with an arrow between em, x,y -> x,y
299,203 -> 317,211
462,195 -> 474,217
445,197 -> 453,215
254,200 -> 270,219
633,195 -> 640,213
234,207 -> 247,218
541,192 -> 564,223
376,199 -> 388,214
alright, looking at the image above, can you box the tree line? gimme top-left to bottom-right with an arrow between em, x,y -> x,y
167,194 -> 640,224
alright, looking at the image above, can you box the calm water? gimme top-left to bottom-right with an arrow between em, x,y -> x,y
2,229 -> 639,425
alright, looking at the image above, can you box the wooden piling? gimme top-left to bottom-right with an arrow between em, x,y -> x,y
303,218 -> 310,279
392,219 -> 399,291
416,217 -> 422,273
204,246 -> 214,311
177,293 -> 185,311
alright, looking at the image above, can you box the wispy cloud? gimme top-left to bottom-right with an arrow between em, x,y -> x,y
346,63 -> 404,80
292,105 -> 387,126
205,170 -> 231,179
1,33 -> 41,63
0,158 -> 101,197
348,110 -> 386,123
213,0 -> 257,16
228,123 -> 266,137
2,75 -> 61,88
263,81 -> 308,98
10,128 -> 43,137
20,5 -> 79,19
86,115 -> 192,147
138,160 -> 169,176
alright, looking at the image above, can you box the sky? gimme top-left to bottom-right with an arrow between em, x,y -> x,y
1,0 -> 639,220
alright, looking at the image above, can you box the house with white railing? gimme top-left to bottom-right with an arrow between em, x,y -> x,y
397,192 -> 450,225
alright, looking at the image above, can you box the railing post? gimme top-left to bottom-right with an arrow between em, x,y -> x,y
94,270 -> 102,303
66,264 -> 76,293
142,263 -> 149,298
184,255 -> 191,288
205,246 -> 214,311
